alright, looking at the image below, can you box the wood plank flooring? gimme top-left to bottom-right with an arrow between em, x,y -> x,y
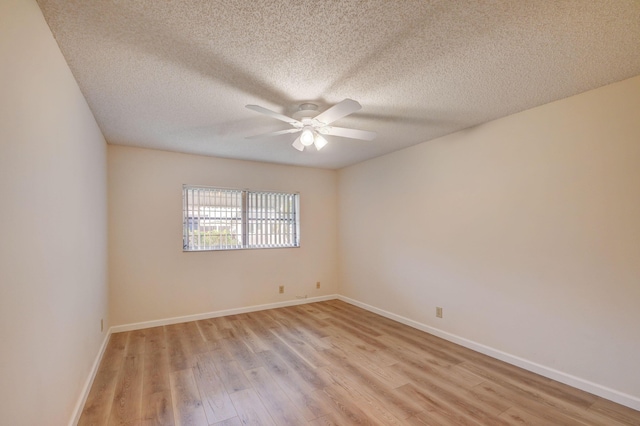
78,300 -> 640,425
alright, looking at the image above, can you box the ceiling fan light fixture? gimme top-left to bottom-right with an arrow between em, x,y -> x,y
245,99 -> 374,153
314,134 -> 328,151
292,136 -> 304,151
300,128 -> 315,146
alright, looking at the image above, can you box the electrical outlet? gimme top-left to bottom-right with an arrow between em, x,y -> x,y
279,285 -> 284,294
436,307 -> 443,318
316,281 -> 321,289
101,319 -> 104,332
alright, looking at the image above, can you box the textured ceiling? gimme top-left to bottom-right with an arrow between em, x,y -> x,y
37,0 -> 640,169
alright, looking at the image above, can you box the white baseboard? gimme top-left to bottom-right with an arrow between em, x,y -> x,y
68,330 -> 112,426
110,294 -> 339,333
338,295 -> 640,411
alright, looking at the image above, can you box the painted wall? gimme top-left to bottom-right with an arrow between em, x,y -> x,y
338,76 -> 640,403
108,145 -> 338,326
0,1 -> 109,424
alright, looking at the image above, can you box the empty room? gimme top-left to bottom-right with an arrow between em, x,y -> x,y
2,0 -> 640,425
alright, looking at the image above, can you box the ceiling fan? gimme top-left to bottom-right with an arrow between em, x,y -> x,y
246,99 -> 376,151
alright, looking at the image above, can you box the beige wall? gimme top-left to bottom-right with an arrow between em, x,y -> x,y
108,145 -> 338,326
338,75 -> 640,402
0,1 -> 109,424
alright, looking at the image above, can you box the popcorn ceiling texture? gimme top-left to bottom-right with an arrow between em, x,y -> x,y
37,0 -> 640,169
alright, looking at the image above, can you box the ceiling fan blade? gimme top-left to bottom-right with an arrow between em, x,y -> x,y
246,105 -> 301,126
291,135 -> 304,151
246,128 -> 300,139
325,126 -> 377,141
314,99 -> 362,125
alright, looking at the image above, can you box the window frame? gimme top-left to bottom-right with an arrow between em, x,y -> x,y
182,184 -> 300,252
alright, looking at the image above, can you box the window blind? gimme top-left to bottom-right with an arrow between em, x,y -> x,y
183,185 -> 299,251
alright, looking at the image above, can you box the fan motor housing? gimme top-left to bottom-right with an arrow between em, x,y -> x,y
292,103 -> 319,121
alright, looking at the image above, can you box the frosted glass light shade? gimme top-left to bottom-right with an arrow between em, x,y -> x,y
314,134 -> 328,150
300,128 -> 315,146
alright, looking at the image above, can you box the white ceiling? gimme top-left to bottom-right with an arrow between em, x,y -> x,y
37,0 -> 640,169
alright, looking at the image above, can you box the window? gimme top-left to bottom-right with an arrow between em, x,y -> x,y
183,185 -> 299,251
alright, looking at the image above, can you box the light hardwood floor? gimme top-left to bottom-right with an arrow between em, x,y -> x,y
79,300 -> 640,425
